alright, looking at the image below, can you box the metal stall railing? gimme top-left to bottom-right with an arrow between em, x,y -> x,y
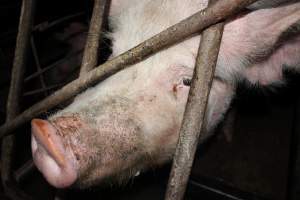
164,0 -> 224,198
1,0 -> 35,199
0,0 -> 258,199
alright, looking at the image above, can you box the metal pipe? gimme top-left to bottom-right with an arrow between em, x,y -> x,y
1,0 -> 35,199
0,0 -> 258,138
164,17 -> 224,200
79,0 -> 107,76
164,0 -> 225,198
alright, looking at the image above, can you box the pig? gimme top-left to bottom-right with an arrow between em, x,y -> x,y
30,0 -> 300,189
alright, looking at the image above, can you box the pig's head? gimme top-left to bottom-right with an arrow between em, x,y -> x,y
32,0 -> 300,187
31,0 -> 235,188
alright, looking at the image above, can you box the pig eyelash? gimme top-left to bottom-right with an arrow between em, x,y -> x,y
182,78 -> 192,86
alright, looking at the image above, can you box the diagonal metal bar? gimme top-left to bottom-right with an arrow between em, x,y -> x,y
1,0 -> 35,199
164,3 -> 224,200
0,0 -> 258,138
30,36 -> 48,96
79,0 -> 108,76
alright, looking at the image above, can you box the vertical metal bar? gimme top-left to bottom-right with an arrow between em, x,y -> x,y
79,0 -> 107,76
164,7 -> 224,200
1,0 -> 35,199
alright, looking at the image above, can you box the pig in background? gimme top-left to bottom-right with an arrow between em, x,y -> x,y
44,22 -> 88,86
30,0 -> 300,189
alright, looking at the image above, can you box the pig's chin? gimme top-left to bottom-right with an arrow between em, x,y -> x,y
31,119 -> 78,188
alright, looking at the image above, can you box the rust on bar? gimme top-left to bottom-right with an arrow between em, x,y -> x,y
0,0 -> 258,138
79,0 -> 108,76
1,0 -> 35,199
164,3 -> 224,200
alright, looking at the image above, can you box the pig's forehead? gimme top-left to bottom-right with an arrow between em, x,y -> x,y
109,0 -> 207,56
117,36 -> 200,80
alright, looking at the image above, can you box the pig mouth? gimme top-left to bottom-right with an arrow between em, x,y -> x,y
31,119 -> 78,188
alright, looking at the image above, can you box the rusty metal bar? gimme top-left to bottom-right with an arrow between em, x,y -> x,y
79,0 -> 107,76
0,0 -> 258,138
164,2 -> 224,200
1,0 -> 35,199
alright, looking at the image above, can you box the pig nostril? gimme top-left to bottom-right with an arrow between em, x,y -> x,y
31,119 -> 66,167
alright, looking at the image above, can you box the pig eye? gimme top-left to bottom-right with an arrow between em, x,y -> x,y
182,78 -> 192,86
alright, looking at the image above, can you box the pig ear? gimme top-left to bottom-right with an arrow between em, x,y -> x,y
256,4 -> 300,47
109,0 -> 131,16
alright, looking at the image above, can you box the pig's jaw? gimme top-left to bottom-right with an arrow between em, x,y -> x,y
31,119 -> 78,188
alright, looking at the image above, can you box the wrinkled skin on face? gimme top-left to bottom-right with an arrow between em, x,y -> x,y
31,0 -> 300,188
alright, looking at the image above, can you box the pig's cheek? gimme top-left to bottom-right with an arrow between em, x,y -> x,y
134,93 -> 177,151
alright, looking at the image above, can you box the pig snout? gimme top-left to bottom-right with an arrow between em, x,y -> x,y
31,119 -> 78,188
31,103 -> 148,188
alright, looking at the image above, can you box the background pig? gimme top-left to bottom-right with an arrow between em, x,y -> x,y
45,22 -> 87,85
31,0 -> 300,189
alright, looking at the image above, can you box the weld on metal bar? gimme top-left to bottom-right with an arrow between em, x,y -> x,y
0,0 -> 258,138
1,0 -> 35,199
80,0 -> 107,76
164,14 -> 224,200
